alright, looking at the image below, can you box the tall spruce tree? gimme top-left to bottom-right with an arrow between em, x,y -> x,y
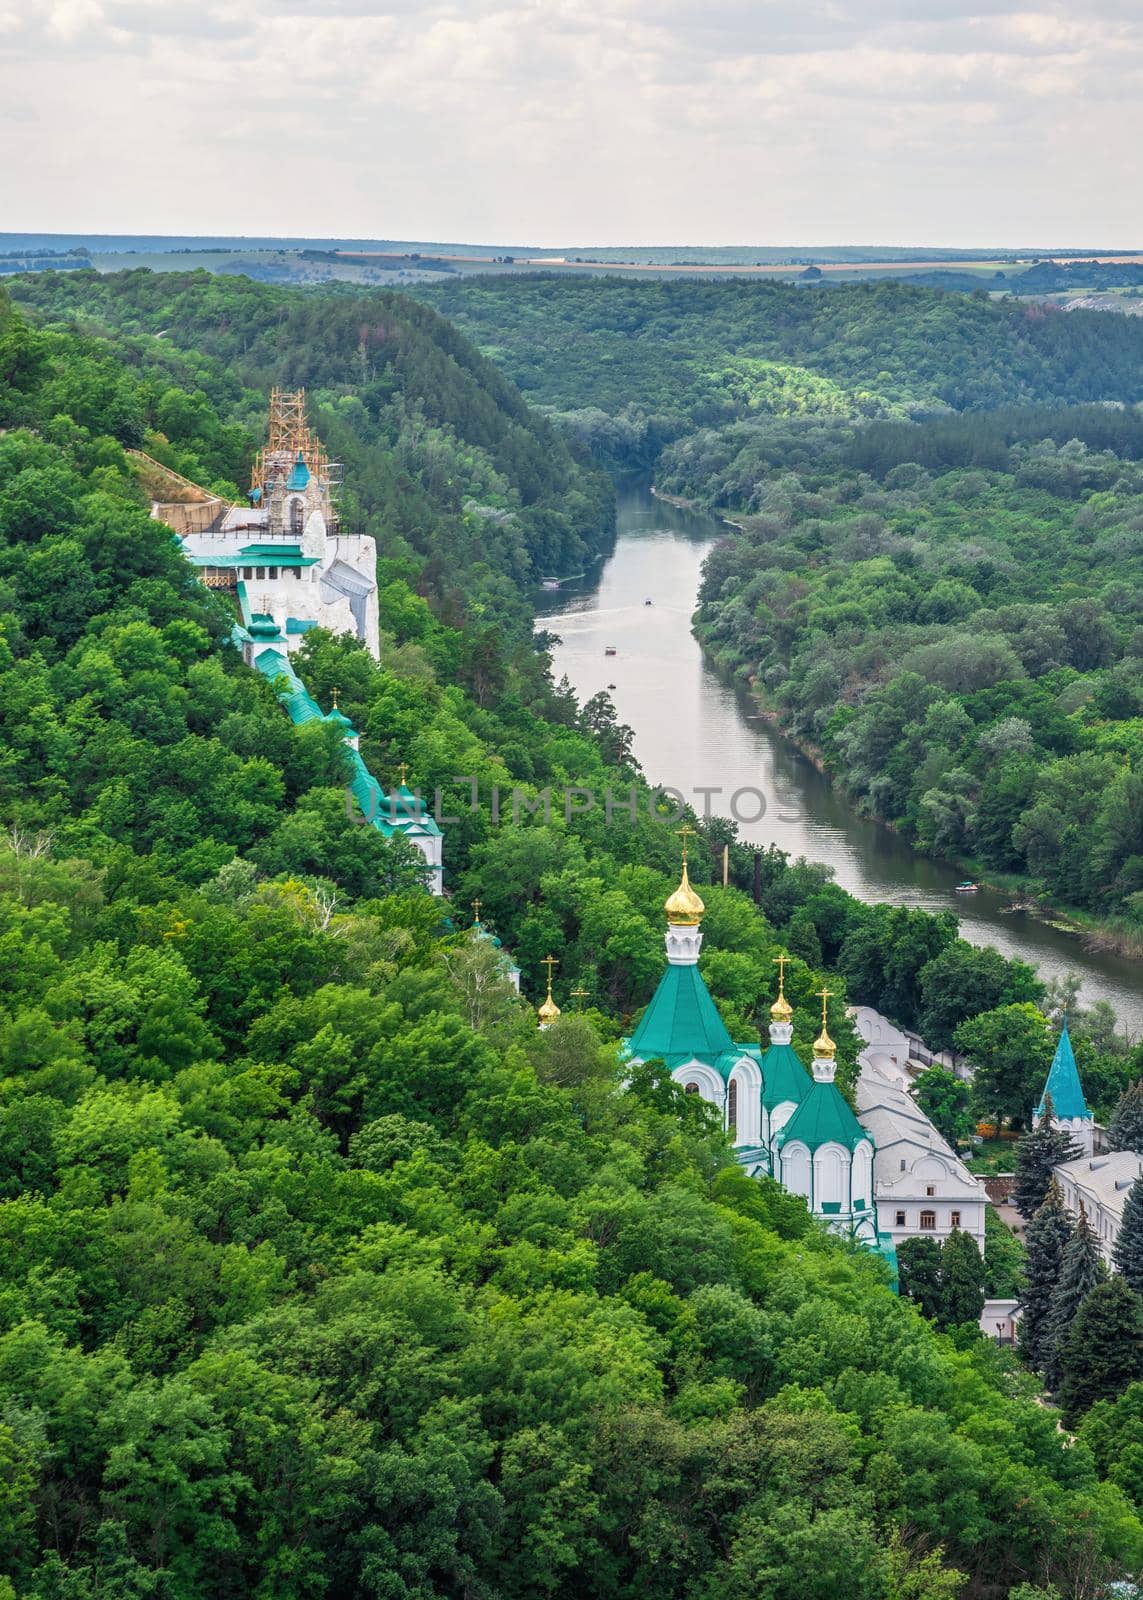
1020,1180 -> 1074,1371
1012,1093 -> 1081,1220
1109,1081 -> 1143,1153
1113,1173 -> 1143,1294
1058,1277 -> 1143,1427
896,1236 -> 945,1323
1044,1202 -> 1107,1391
940,1227 -> 986,1330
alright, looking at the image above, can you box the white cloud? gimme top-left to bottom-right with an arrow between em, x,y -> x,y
0,0 -> 1140,244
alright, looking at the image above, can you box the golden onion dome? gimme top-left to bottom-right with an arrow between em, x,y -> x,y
538,992 -> 561,1024
664,862 -> 705,927
771,989 -> 794,1023
812,987 -> 836,1059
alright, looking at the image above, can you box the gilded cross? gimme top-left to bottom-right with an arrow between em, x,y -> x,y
675,822 -> 696,863
772,951 -> 788,986
471,898 -> 482,921
571,984 -> 589,1007
541,954 -> 559,985
397,762 -> 408,785
818,986 -> 833,1026
331,686 -> 339,709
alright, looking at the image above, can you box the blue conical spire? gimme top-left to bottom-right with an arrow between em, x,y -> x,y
1036,1019 -> 1090,1122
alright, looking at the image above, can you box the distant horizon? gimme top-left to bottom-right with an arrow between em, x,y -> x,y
4,232 -> 1141,260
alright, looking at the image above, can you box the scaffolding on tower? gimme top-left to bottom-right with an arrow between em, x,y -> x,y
251,387 -> 343,502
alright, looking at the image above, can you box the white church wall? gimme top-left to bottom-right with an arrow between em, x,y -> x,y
727,1058 -> 763,1146
671,1061 -> 724,1111
815,1143 -> 848,1209
781,1142 -> 812,1201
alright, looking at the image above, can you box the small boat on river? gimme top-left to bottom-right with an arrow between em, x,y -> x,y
955,881 -> 979,894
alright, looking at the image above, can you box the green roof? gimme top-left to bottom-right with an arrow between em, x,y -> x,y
1036,1022 -> 1091,1122
758,1040 -> 813,1110
778,1079 -> 872,1154
188,549 -> 318,568
286,456 -> 311,491
252,648 -> 323,724
627,962 -> 735,1068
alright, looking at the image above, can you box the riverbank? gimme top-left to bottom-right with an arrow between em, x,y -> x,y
650,484 -> 745,530
714,650 -> 1143,965
538,482 -> 1143,1029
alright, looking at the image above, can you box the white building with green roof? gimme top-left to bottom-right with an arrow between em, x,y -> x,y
150,388 -> 380,661
1034,1019 -> 1094,1157
624,851 -> 878,1248
625,852 -> 767,1163
774,994 -> 878,1246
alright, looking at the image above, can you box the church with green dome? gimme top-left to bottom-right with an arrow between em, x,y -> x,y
624,841 -> 878,1246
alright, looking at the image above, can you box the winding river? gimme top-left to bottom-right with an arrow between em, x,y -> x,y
536,483 -> 1143,1037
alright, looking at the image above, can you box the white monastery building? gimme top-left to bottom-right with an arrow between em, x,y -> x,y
1054,1151 -> 1143,1265
144,390 -> 444,893
856,1059 -> 987,1252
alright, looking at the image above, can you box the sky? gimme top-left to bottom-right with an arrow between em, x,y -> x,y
1,0 -> 1141,248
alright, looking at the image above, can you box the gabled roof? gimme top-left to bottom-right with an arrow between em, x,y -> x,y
627,962 -> 735,1068
251,647 -> 323,724
759,1040 -> 813,1111
779,1080 -> 872,1154
1036,1022 -> 1091,1122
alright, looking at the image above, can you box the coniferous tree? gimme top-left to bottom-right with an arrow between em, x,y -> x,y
1059,1278 -> 1143,1427
1012,1093 -> 1081,1220
939,1227 -> 986,1330
1044,1202 -> 1107,1390
1109,1081 -> 1143,1154
1020,1180 -> 1074,1371
896,1236 -> 945,1323
1113,1174 -> 1143,1294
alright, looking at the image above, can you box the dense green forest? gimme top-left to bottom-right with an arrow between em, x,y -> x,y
7,277 -> 1143,1595
677,408 -> 1143,929
409,276 -> 1143,930
420,277 -> 1143,470
7,269 -> 615,635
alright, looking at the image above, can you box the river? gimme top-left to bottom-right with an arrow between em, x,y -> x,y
536,483 -> 1143,1037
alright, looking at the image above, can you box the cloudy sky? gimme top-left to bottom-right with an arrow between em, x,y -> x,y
2,0 -> 1140,247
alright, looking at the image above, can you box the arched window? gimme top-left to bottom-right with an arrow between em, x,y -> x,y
685,1082 -> 700,1095
920,1210 -> 936,1231
727,1078 -> 738,1132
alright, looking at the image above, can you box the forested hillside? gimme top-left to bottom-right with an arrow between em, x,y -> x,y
421,277 -> 1143,469
6,283 -> 1143,1595
411,276 -> 1143,931
682,408 -> 1143,931
8,269 -> 615,635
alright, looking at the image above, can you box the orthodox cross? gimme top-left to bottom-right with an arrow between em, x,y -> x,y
571,984 -> 589,1008
675,822 -> 696,864
331,686 -> 339,709
772,951 -> 789,986
541,954 -> 559,997
818,985 -> 833,1027
397,762 -> 408,785
471,898 -> 482,923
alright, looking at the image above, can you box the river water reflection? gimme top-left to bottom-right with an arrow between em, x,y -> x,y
536,484 -> 1143,1036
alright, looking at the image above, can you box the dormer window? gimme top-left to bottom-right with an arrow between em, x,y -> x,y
926,1185 -> 936,1197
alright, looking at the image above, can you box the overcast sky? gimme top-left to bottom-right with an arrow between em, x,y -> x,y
2,0 -> 1140,247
